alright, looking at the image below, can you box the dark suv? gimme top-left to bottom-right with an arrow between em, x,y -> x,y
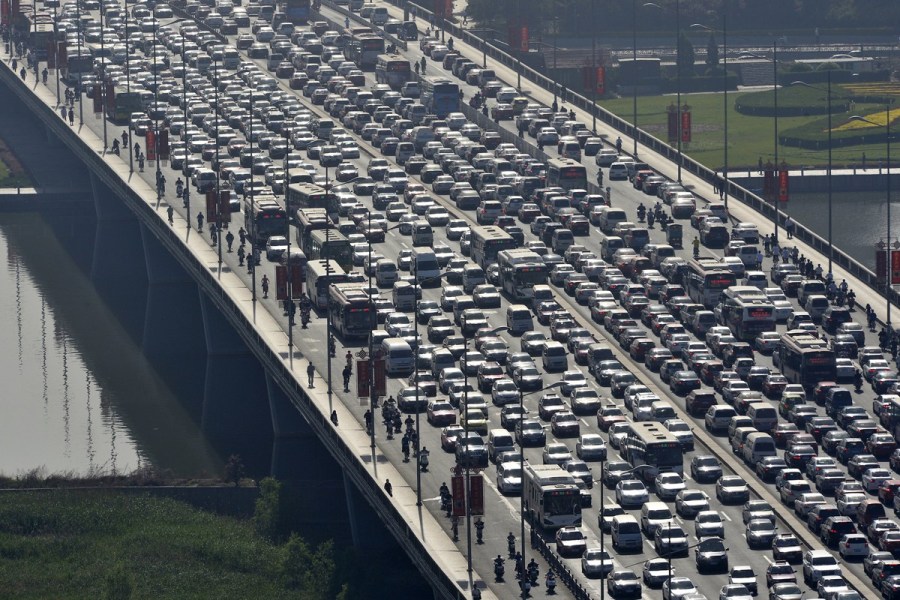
820,516 -> 856,547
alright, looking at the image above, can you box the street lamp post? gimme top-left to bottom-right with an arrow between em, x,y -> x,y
773,40 -> 780,243
692,9 -> 729,208
517,380 -> 564,599
590,0 -> 597,134
850,109 -> 894,328
631,0 -> 638,157
644,0 -> 682,181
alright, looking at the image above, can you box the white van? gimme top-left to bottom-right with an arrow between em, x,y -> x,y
382,338 -> 414,376
600,236 -> 625,261
462,264 -> 486,293
611,515 -> 643,551
743,271 -> 767,289
599,208 -> 628,234
430,348 -> 456,378
487,429 -> 516,463
552,229 -> 575,254
412,248 -> 441,286
542,341 -> 568,371
742,432 -> 777,466
412,221 -> 433,247
746,402 -> 778,433
557,138 -> 582,161
392,281 -> 416,311
641,501 -> 673,536
371,6 -> 389,24
531,285 -> 554,310
375,259 -> 398,286
506,304 -> 534,334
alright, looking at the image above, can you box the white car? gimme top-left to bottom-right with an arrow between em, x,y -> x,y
694,510 -> 724,538
431,175 -> 454,194
862,467 -> 893,493
663,576 -> 697,600
608,162 -> 629,180
838,533 -> 870,558
616,479 -> 650,508
581,548 -> 614,578
655,472 -> 686,501
675,489 -> 710,518
719,584 -> 753,600
426,206 -> 450,226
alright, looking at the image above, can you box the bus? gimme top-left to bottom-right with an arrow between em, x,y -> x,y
522,464 -> 582,531
346,34 -> 385,70
421,77 -> 460,118
375,54 -> 412,90
296,207 -> 331,249
546,158 -> 588,191
284,0 -> 311,23
106,90 -> 146,124
308,229 -> 353,272
245,196 -> 287,243
328,282 -> 374,339
470,225 -> 517,268
498,249 -> 548,301
306,259 -> 348,309
287,183 -> 338,220
683,258 -> 737,308
720,288 -> 776,340
65,49 -> 94,82
621,421 -> 684,482
775,331 -> 836,388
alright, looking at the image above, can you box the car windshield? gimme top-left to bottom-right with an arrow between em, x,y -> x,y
699,538 -> 725,551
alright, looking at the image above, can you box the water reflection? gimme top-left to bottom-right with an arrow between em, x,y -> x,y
0,213 -> 222,478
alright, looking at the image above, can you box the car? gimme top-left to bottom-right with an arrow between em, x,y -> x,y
691,455 -> 723,483
496,461 -> 522,495
607,568 -> 642,599
576,433 -> 607,461
440,425 -> 465,452
581,548 -> 615,578
695,536 -> 729,573
555,526 -> 587,557
816,574 -> 850,600
692,510 -> 724,539
719,584 -> 753,600
662,576 -> 697,600
802,549 -> 842,585
542,442 -> 573,465
427,401 -> 457,426
768,583 -> 803,600
746,518 -> 778,549
838,533 -> 870,558
656,472 -> 687,501
717,475 -> 750,504
643,557 -> 672,587
515,419 -> 546,447
729,565 -> 758,596
265,235 -> 289,260
675,489 -> 710,518
655,522 -> 689,557
771,533 -> 803,564
765,561 -> 797,588
742,500 -> 776,525
616,479 -> 650,508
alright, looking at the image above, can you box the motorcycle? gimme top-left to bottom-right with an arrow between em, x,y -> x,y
528,564 -> 539,587
508,535 -> 516,557
855,372 -> 864,393
546,572 -> 556,594
419,451 -> 429,472
494,561 -> 505,582
300,308 -> 310,329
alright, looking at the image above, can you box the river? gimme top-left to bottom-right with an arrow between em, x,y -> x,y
0,213 -> 222,478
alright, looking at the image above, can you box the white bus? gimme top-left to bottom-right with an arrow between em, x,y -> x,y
374,54 -> 412,90
522,464 -> 582,531
621,421 -> 684,482
684,258 -> 737,309
470,225 -> 517,269
546,158 -> 588,191
306,259 -> 348,309
328,282 -> 373,339
720,289 -> 776,341
498,248 -> 548,301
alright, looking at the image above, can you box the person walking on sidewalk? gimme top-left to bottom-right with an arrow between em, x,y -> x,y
784,216 -> 795,239
307,361 -> 315,388
261,274 -> 269,298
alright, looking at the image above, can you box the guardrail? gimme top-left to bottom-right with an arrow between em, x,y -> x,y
396,0 -> 897,319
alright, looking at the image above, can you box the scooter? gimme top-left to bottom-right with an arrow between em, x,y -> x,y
419,451 -> 429,472
546,572 -> 556,594
494,561 -> 505,582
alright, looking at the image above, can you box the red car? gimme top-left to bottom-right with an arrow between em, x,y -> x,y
597,405 -> 627,432
879,479 -> 900,504
868,432 -> 898,459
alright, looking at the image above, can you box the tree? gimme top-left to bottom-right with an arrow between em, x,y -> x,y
281,534 -> 337,598
706,33 -> 719,69
677,32 -> 696,78
253,477 -> 284,541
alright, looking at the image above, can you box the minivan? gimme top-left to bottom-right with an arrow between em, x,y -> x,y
506,304 -> 534,335
611,515 -> 643,552
742,432 -> 777,466
392,281 -> 416,311
747,402 -> 778,433
600,236 -> 625,261
599,208 -> 628,234
641,501 -> 673,536
375,259 -> 398,286
382,338 -> 414,376
462,265 -> 486,293
412,249 -> 441,286
531,285 -> 554,310
552,229 -> 575,254
730,426 -> 758,455
487,429 -> 516,463
542,342 -> 568,371
412,221 -> 433,246
857,498 -> 886,529
430,348 -> 456,378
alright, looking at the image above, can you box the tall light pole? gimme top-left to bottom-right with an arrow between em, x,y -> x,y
590,0 -> 597,134
99,5 -> 107,151
180,27 -> 189,231
517,380 -> 563,600
851,108 -> 894,328
773,40 -> 780,243
632,0 -> 638,157
692,7 -> 729,208
645,0 -> 682,181
124,0 -> 132,172
792,76 -> 834,275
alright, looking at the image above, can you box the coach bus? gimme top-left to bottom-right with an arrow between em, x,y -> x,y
621,421 -> 684,482
683,258 -> 737,309
306,259 -> 348,309
470,225 -> 517,269
522,464 -> 581,531
346,34 -> 385,69
498,249 -> 548,301
775,331 -> 836,388
244,196 -> 287,243
328,282 -> 373,339
546,158 -> 588,191
719,287 -> 776,341
374,54 -> 412,90
421,77 -> 459,118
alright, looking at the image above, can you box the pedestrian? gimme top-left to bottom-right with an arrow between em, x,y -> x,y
414,61 -> 420,75
763,234 -> 771,256
121,130 -> 127,148
420,56 -> 426,73
692,236 -> 700,258
791,247 -> 799,264
330,410 -> 338,426
19,67 -> 25,79
197,211 -> 204,231
60,104 -> 67,120
138,153 -> 145,172
758,156 -> 763,174
167,205 -> 174,225
11,58 -> 16,71
401,434 -> 410,461
237,244 -> 245,266
134,142 -> 140,157
781,247 -> 789,264
784,216 -> 795,239
713,172 -> 719,196
307,361 -> 315,388
238,226 -> 246,245
384,479 -> 392,497
41,67 -> 47,84
364,409 -> 373,433
225,230 -> 234,252
68,107 -> 74,126
342,364 -> 351,392
261,274 -> 269,298
757,250 -> 764,270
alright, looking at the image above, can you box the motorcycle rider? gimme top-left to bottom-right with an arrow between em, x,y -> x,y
507,532 -> 516,556
546,571 -> 557,593
418,446 -> 430,471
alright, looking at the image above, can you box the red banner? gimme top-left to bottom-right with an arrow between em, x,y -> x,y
373,358 -> 386,397
892,250 -> 900,285
595,66 -> 606,95
681,110 -> 692,143
469,474 -> 484,515
778,170 -> 789,203
275,265 -> 288,300
205,191 -> 218,221
57,42 -> 67,68
357,360 -> 370,398
451,475 -> 465,517
519,26 -> 528,52
105,80 -> 115,111
145,129 -> 156,161
1,2 -> 8,26
158,128 -> 170,160
291,264 -> 303,297
47,41 -> 56,69
218,190 -> 231,224
92,84 -> 102,114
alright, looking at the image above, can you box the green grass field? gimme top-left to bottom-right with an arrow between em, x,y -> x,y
598,90 -> 893,171
0,491 -> 300,599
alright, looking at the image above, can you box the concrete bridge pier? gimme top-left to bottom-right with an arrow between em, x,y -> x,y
140,223 -> 206,419
343,470 -> 397,552
198,290 -> 272,477
89,171 -> 147,342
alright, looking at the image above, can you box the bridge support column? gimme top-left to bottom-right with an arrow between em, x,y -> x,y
89,172 -> 147,343
199,290 -> 272,477
342,470 -> 396,552
140,223 -> 206,418
267,373 -> 353,541
44,122 -> 58,146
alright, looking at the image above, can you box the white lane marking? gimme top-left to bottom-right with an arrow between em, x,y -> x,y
721,511 -> 732,521
763,555 -> 773,565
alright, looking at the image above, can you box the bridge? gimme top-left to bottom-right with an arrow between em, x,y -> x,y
0,2 -> 897,599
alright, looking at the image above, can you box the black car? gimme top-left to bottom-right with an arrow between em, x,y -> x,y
694,536 -> 728,574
